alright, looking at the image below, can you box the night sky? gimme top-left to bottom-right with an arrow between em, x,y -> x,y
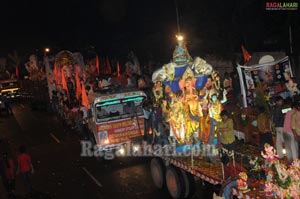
0,0 -> 299,63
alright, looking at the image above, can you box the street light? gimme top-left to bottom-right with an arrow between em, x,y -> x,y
44,48 -> 50,57
176,35 -> 184,41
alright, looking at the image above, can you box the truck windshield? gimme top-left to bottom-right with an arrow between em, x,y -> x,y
95,96 -> 144,123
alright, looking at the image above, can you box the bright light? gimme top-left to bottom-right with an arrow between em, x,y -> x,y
282,149 -> 287,155
133,145 -> 140,152
45,48 -> 50,53
149,128 -> 153,135
176,35 -> 184,41
119,148 -> 125,155
104,139 -> 110,145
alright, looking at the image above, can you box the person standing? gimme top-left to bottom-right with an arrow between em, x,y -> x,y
257,106 -> 273,151
283,102 -> 298,164
273,96 -> 285,159
3,152 -> 15,197
216,110 -> 236,151
291,102 -> 300,158
142,101 -> 154,143
17,146 -> 34,195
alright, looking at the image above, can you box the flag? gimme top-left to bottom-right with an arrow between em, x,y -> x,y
106,57 -> 112,74
241,45 -> 251,64
117,61 -> 121,77
61,69 -> 68,90
75,71 -> 82,100
81,82 -> 90,109
15,65 -> 19,78
61,68 -> 70,101
96,54 -> 100,75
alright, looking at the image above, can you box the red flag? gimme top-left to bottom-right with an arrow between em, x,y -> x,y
106,57 -> 112,74
81,82 -> 90,109
75,71 -> 82,100
96,54 -> 100,75
15,65 -> 19,78
117,61 -> 121,77
241,45 -> 251,64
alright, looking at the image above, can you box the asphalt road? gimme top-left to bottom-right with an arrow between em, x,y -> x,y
0,102 -> 217,199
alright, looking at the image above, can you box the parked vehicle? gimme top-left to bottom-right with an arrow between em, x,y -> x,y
0,79 -> 21,101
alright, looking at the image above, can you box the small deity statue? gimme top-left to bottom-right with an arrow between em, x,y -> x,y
153,81 -> 163,103
199,109 -> 210,144
185,97 -> 202,143
237,172 -> 248,190
211,70 -> 221,93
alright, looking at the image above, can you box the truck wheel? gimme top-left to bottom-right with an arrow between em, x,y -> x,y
180,170 -> 196,198
150,158 -> 165,189
166,166 -> 185,198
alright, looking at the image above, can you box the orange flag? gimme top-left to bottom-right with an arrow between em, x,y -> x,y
241,45 -> 251,65
117,61 -> 121,77
81,83 -> 90,109
61,69 -> 70,101
61,69 -> 68,90
75,71 -> 82,100
106,57 -> 112,74
15,65 -> 19,78
96,54 -> 100,75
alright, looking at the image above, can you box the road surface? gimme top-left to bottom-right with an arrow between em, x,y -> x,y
0,102 -> 217,199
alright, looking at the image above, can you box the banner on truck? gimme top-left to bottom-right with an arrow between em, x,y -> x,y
97,118 -> 144,145
237,56 -> 294,107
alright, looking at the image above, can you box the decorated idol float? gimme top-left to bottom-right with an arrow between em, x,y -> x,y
152,36 -> 226,152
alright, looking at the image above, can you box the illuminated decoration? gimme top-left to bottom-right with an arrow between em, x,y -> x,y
262,144 -> 300,198
173,35 -> 192,66
122,97 -> 144,102
152,36 -> 224,145
237,172 -> 249,192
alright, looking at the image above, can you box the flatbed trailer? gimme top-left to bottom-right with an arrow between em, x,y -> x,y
150,142 -> 268,198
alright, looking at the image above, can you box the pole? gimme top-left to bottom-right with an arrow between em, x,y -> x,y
174,0 -> 180,34
289,25 -> 293,54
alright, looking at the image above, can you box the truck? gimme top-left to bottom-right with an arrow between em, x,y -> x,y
86,89 -> 147,155
148,36 -> 268,199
